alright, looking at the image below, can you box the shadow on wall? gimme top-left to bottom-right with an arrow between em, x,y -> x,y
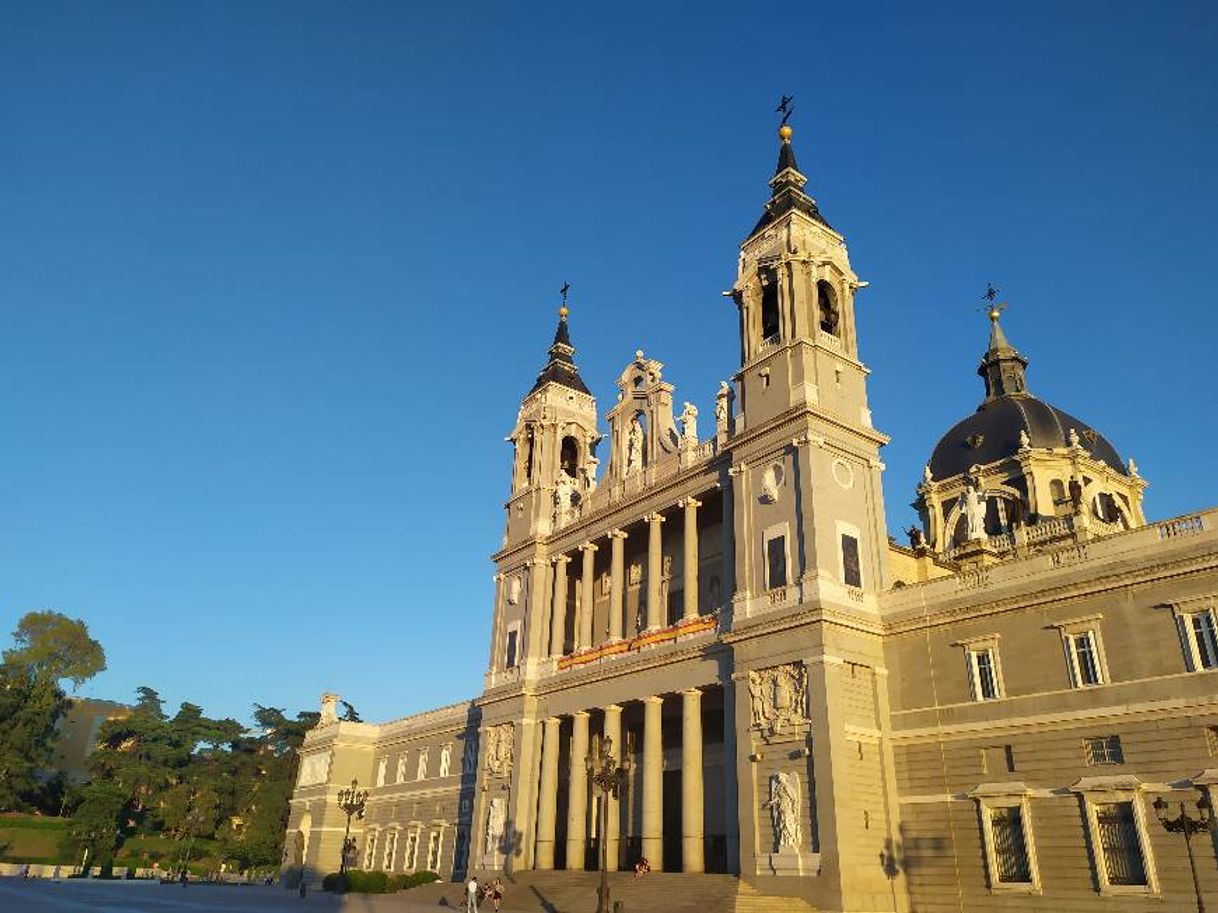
451,702 -> 483,882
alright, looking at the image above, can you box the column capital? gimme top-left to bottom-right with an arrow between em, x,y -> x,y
608,528 -> 628,540
580,541 -> 599,553
543,716 -> 562,727
678,497 -> 702,509
681,687 -> 703,699
641,695 -> 664,706
646,512 -> 666,525
553,553 -> 573,566
602,703 -> 623,714
571,709 -> 591,719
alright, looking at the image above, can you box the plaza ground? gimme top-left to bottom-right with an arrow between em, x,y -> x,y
0,878 -> 445,913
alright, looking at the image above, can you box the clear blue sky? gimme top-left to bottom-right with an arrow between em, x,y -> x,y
1,2 -> 1215,725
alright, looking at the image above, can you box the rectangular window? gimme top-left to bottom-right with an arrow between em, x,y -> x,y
989,806 -> 1033,884
417,749 -> 429,780
766,535 -> 787,590
841,534 -> 862,587
1191,610 -> 1218,669
382,830 -> 397,871
364,832 -> 377,870
1095,801 -> 1148,886
375,756 -> 388,787
426,829 -> 441,871
1069,630 -> 1104,686
968,647 -> 1000,700
1085,735 -> 1125,766
405,830 -> 420,870
504,629 -> 518,669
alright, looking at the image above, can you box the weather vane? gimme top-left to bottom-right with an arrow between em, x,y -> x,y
775,94 -> 795,127
981,283 -> 1007,319
560,282 -> 570,306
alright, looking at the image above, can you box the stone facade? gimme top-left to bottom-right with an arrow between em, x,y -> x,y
284,125 -> 1218,912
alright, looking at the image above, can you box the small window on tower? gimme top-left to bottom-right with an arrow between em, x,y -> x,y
841,534 -> 862,588
766,535 -> 787,590
524,428 -> 536,485
818,280 -> 840,336
505,628 -> 519,669
760,269 -> 780,342
560,436 -> 579,478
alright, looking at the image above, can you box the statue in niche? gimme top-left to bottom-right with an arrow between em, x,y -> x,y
555,472 -> 576,526
485,723 -> 514,777
628,563 -> 642,586
715,381 -> 732,435
484,797 -> 505,857
680,402 -> 699,450
765,772 -> 802,850
584,454 -> 599,493
748,663 -> 808,737
959,479 -> 986,542
507,575 -> 522,605
627,416 -> 644,474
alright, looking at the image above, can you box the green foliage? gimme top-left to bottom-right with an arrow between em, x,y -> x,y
61,780 -> 127,865
5,611 -> 106,688
321,871 -> 349,892
404,870 -> 441,887
343,869 -> 392,893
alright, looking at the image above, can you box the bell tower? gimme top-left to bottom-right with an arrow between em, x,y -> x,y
503,301 -> 599,547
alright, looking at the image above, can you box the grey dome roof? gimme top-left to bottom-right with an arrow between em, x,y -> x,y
928,395 -> 1125,481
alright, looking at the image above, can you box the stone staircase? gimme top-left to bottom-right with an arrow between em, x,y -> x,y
402,871 -> 818,913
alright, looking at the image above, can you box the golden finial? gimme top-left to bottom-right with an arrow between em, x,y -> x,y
558,305 -> 569,318
983,283 -> 1006,321
778,124 -> 793,142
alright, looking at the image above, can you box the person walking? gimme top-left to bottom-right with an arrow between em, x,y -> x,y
466,875 -> 480,913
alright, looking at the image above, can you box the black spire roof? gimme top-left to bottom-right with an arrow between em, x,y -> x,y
529,309 -> 590,396
749,125 -> 832,237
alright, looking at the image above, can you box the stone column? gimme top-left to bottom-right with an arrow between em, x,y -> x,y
681,498 -> 701,621
646,513 -> 665,631
723,679 -> 740,872
550,555 -> 570,658
566,711 -> 590,870
602,704 -> 623,871
641,695 -> 664,868
681,688 -> 705,872
608,530 -> 626,641
578,543 -> 597,651
535,717 -> 562,869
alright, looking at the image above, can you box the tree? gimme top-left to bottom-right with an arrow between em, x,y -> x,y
4,611 -> 106,688
134,686 -> 166,720
62,780 -> 126,869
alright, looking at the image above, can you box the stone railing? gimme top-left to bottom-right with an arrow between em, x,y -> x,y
817,329 -> 843,351
759,333 -> 781,352
1158,514 -> 1206,540
1024,514 -> 1075,545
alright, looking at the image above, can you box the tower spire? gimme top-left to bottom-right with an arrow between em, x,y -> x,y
530,286 -> 590,395
976,289 -> 1029,402
749,114 -> 832,238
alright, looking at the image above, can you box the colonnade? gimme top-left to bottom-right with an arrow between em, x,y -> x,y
546,498 -> 703,658
533,689 -> 708,873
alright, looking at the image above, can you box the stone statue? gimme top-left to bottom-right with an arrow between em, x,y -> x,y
484,797 -> 505,857
1128,457 -> 1139,478
922,463 -> 933,484
555,472 -> 576,526
906,525 -> 926,549
1018,429 -> 1031,450
584,455 -> 599,492
766,772 -> 802,850
485,723 -> 514,777
748,663 -> 808,737
680,401 -> 699,450
1068,427 -> 1081,448
627,416 -> 644,473
715,381 -> 732,435
960,480 -> 986,542
319,693 -> 340,727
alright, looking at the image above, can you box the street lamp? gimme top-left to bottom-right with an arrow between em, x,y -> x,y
1154,792 -> 1214,913
336,779 -> 369,875
586,736 -> 632,913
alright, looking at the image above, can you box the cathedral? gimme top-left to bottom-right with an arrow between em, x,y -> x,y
285,122 -> 1218,912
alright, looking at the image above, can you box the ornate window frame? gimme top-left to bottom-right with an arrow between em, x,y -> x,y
1070,776 -> 1159,896
363,827 -> 379,870
762,521 -> 791,592
835,519 -> 864,589
1167,596 -> 1218,672
1049,614 -> 1109,688
954,634 -> 1005,701
382,826 -> 399,872
968,782 -> 1041,894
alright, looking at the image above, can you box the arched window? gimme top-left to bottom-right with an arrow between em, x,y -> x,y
818,280 -> 840,336
560,436 -> 579,478
760,269 -> 780,342
1050,479 -> 1066,504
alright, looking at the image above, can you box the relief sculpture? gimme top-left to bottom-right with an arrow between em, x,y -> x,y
748,662 -> 808,737
485,723 -> 514,777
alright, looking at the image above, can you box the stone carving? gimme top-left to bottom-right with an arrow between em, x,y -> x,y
584,455 -> 599,492
959,479 -> 986,542
507,575 -> 522,606
484,796 -> 505,857
1128,457 -> 1139,478
765,772 -> 802,850
748,663 -> 808,736
1018,429 -> 1031,450
628,563 -> 642,586
923,463 -> 933,484
554,472 -> 577,527
485,723 -> 514,777
760,463 -> 784,503
627,415 -> 644,474
680,402 -> 698,450
297,750 -> 332,786
715,381 -> 733,435
319,693 -> 340,726
1068,427 -> 1081,448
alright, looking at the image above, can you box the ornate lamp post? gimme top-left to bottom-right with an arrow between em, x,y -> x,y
1153,793 -> 1214,913
336,778 -> 369,875
586,736 -> 632,913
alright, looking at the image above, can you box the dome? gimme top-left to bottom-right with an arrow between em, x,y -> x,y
926,310 -> 1126,482
928,395 -> 1125,481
